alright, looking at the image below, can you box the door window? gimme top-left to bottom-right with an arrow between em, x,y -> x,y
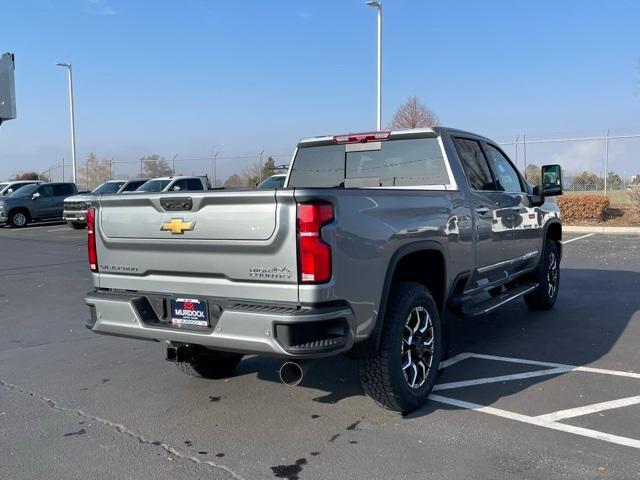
39,185 -> 54,197
453,138 -> 495,191
52,184 -> 73,196
483,144 -> 524,193
169,179 -> 187,191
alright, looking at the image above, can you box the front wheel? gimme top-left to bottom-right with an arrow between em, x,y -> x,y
524,240 -> 560,310
9,211 -> 29,228
359,282 -> 442,413
174,351 -> 243,379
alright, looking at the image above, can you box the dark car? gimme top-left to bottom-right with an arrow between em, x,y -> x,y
0,182 -> 78,228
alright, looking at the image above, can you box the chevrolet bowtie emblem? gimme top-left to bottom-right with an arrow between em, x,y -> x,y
161,218 -> 195,235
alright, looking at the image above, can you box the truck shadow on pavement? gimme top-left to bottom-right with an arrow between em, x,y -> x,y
249,268 -> 639,413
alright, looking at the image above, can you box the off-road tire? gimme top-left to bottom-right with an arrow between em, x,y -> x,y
359,282 -> 442,413
175,352 -> 243,379
68,221 -> 86,229
524,240 -> 560,310
9,210 -> 29,228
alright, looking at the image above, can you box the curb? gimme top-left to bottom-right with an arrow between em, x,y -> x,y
564,225 -> 640,235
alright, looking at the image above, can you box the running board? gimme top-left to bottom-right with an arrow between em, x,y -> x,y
459,282 -> 538,318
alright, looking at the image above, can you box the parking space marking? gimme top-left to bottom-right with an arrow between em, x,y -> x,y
433,366 -> 572,391
429,394 -> 640,450
467,353 -> 640,379
431,352 -> 640,450
536,395 -> 640,422
561,233 -> 595,244
47,227 -> 70,232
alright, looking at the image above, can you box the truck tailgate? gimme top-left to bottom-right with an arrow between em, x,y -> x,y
94,190 -> 299,303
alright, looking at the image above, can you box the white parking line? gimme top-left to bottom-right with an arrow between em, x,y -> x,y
536,395 -> 640,422
433,366 -> 572,391
432,352 -> 640,450
47,227 -> 70,232
467,353 -> 640,379
561,233 -> 595,244
429,394 -> 640,450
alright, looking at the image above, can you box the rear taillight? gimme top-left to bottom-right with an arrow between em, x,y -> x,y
87,207 -> 98,272
297,203 -> 334,284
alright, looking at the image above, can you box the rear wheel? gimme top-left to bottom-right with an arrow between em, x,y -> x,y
175,351 -> 243,379
68,221 -> 86,229
9,210 -> 29,228
524,240 -> 560,310
359,282 -> 442,413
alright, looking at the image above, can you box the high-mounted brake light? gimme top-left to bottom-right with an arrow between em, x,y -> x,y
297,203 -> 334,284
333,131 -> 391,144
87,207 -> 98,272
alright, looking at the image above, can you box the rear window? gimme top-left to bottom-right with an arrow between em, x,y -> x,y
288,138 -> 449,188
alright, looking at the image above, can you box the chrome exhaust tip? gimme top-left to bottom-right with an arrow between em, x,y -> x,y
279,361 -> 305,386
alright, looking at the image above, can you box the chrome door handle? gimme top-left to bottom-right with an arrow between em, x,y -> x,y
475,207 -> 490,216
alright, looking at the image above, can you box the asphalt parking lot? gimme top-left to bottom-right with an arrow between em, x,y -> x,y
1,224 -> 639,480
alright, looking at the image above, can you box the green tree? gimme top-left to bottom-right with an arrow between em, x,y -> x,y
606,171 -> 622,189
262,156 -> 276,179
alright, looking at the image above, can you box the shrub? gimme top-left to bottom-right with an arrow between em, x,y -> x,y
556,195 -> 609,223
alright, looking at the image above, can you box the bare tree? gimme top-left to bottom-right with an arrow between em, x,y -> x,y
77,153 -> 113,191
141,154 -> 174,178
11,171 -> 41,181
240,160 -> 263,187
388,96 -> 439,130
224,173 -> 246,188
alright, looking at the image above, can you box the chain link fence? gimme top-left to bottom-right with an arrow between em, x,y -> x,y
37,130 -> 640,208
39,152 -> 293,192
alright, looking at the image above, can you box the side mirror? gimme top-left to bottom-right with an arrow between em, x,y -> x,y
172,185 -> 181,191
32,192 -> 41,200
540,164 -> 563,196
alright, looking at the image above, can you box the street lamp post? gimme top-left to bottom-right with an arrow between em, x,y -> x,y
366,1 -> 382,131
56,63 -> 77,184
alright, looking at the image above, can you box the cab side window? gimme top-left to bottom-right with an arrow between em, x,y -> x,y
185,178 -> 204,191
39,185 -> 54,197
483,144 -> 524,193
453,138 -> 495,191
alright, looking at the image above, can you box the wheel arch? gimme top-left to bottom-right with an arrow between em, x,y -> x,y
8,207 -> 31,222
351,241 -> 448,357
544,219 -> 562,259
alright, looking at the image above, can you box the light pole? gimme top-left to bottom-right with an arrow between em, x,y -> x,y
56,63 -> 77,184
366,1 -> 382,130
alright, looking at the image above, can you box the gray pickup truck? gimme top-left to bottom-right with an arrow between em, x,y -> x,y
84,127 -> 563,412
0,182 -> 78,228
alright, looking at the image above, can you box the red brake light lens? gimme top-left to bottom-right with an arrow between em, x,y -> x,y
87,207 -> 98,272
297,203 -> 334,284
333,131 -> 391,144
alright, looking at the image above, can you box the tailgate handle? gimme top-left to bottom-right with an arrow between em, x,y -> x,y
160,197 -> 193,211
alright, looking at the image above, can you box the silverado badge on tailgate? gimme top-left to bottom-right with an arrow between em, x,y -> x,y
161,218 -> 195,235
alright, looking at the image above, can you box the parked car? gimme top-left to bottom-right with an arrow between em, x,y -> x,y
136,176 -> 209,193
0,182 -> 78,228
257,174 -> 287,189
84,127 -> 563,412
0,180 -> 43,196
63,179 -> 149,229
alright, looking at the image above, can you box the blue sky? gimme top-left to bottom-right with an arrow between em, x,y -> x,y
1,0 -> 639,180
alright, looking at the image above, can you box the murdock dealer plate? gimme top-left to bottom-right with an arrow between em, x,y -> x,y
170,298 -> 209,327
